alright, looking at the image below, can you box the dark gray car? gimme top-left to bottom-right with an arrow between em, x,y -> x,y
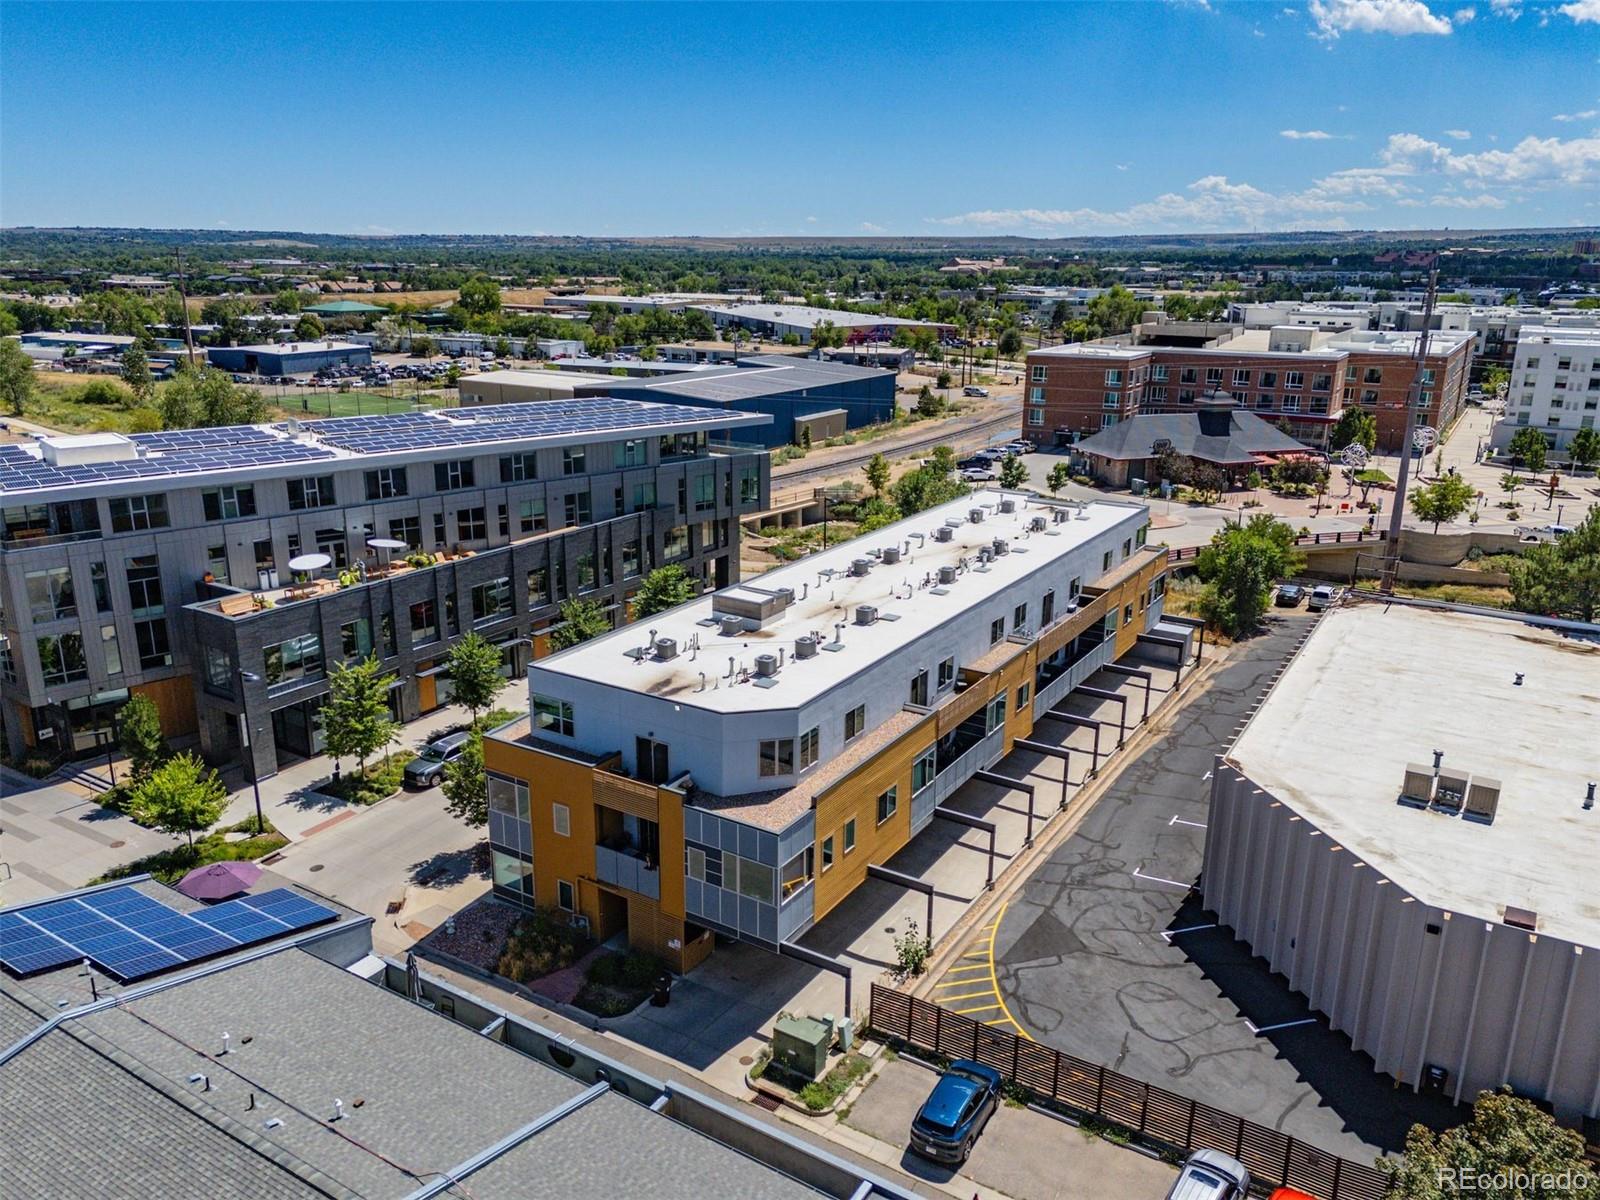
403,730 -> 471,788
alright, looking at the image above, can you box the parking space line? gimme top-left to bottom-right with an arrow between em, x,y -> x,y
950,1002 -> 1003,1015
940,963 -> 990,974
937,990 -> 998,1003
1132,868 -> 1193,889
1160,923 -> 1218,942
1246,1017 -> 1318,1035
1168,815 -> 1208,829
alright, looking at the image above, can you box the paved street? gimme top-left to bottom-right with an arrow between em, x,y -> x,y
0,774 -> 180,902
989,614 -> 1466,1160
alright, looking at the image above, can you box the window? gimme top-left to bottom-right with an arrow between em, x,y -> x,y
90,561 -> 111,612
909,669 -> 929,706
1028,407 -> 1044,427
1312,374 -> 1332,392
1260,371 -> 1278,389
1232,368 -> 1251,386
527,565 -> 549,606
100,624 -> 122,676
1364,366 -> 1382,384
739,468 -> 760,505
262,631 -> 319,685
622,539 -> 642,578
562,447 -> 587,476
844,703 -> 866,742
25,566 -> 76,622
843,819 -> 857,854
685,842 -> 723,888
36,632 -> 88,685
1102,550 -> 1113,571
1151,364 -> 1168,382
202,485 -> 256,521
206,544 -> 229,585
534,694 -> 575,736
1013,602 -> 1028,632
912,748 -> 936,795
663,524 -> 689,560
632,481 -> 658,512
555,879 -> 575,911
1031,364 -> 1047,383
1017,682 -> 1031,709
286,476 -> 334,510
693,474 -> 715,511
937,657 -> 955,691
1104,369 -> 1122,386
734,857 -> 775,904
409,599 -> 438,645
985,692 -> 1007,733
563,492 -> 591,527
1206,367 -> 1223,386
434,460 -> 475,491
876,786 -> 898,825
202,644 -> 233,692
499,452 -> 538,483
1179,366 -> 1197,384
126,555 -> 163,618
492,850 -> 533,898
511,497 -> 546,534
1122,538 -> 1132,558
990,617 -> 1004,645
759,738 -> 795,777
1124,603 -> 1134,626
451,507 -> 484,543
799,726 -> 820,770
1069,575 -> 1082,598
617,439 -> 647,468
365,468 -> 408,500
314,528 -> 348,569
388,515 -> 421,548
1103,392 -> 1120,409
471,576 -> 513,623
821,836 -> 835,871
108,494 -> 169,533
553,803 -> 571,837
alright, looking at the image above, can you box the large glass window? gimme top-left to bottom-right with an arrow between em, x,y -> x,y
758,738 -> 795,777
527,565 -> 549,606
533,694 -> 574,736
576,551 -> 596,591
203,644 -> 233,692
126,556 -> 163,618
663,524 -> 689,561
491,849 -> 533,898
471,576 -> 513,623
631,481 -> 657,512
206,544 -> 229,585
134,618 -> 171,670
263,632 -> 321,686
499,452 -> 538,483
100,624 -> 122,677
434,460 -> 475,491
456,507 -> 487,542
90,561 -> 111,612
202,485 -> 257,521
388,515 -> 421,548
739,468 -> 760,505
286,476 -> 334,510
340,617 -> 373,661
563,492 -> 591,527
409,599 -> 438,645
562,447 -> 587,476
365,468 -> 408,500
913,748 -> 937,794
622,539 -> 642,579
876,786 -> 899,825
733,856 -> 775,904
617,439 -> 647,468
108,494 -> 169,533
25,566 -> 76,622
693,474 -> 716,511
37,632 -> 88,685
799,726 -> 820,771
519,498 -> 547,533
488,774 -> 531,821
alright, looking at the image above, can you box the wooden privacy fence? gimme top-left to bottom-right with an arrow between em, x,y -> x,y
869,986 -> 1391,1200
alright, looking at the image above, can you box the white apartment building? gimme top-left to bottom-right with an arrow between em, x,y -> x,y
1489,325 -> 1600,454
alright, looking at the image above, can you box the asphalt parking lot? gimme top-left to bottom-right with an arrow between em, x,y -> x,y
993,614 -> 1467,1160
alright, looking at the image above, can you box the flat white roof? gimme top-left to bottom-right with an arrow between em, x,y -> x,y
703,303 -> 945,330
219,341 -> 366,354
461,369 -> 621,389
1515,324 -> 1600,347
1232,602 -> 1600,947
533,490 -> 1144,713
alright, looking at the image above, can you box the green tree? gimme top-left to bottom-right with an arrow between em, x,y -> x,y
493,336 -> 512,359
293,312 -> 325,341
864,451 -> 891,496
1085,285 -> 1146,336
891,448 -> 970,514
1409,475 -> 1477,533
444,632 -> 503,727
1509,427 -> 1549,475
997,327 -> 1024,359
632,564 -> 696,618
128,753 -> 227,854
411,335 -> 435,357
809,320 -> 845,349
457,275 -> 502,319
1567,426 -> 1600,472
1151,447 -> 1192,487
1195,515 -> 1306,637
550,597 -> 611,650
1508,508 -> 1600,622
914,385 -> 945,418
0,338 -> 37,416
77,379 -> 130,408
999,453 -> 1027,489
158,366 -> 267,429
319,656 -> 399,780
1479,364 -> 1510,397
1379,1088 -> 1599,1200
442,729 -> 487,827
1189,462 -> 1227,501
1046,461 -> 1072,495
935,369 -> 952,389
118,693 -> 166,783
1330,407 -> 1378,453
120,346 -> 154,403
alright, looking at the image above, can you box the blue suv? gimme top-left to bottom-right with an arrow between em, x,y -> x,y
908,1059 -> 1003,1163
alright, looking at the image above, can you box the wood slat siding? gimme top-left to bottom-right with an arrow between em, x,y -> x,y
937,676 -> 995,735
868,986 -> 1391,1200
133,676 -> 198,738
594,771 -> 659,821
1034,593 -> 1113,661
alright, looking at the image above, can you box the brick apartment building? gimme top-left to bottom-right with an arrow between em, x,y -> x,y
1024,324 -> 1475,453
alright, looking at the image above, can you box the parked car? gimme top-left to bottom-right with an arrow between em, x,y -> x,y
963,385 -> 989,397
960,466 -> 998,482
1307,584 -> 1337,612
908,1059 -> 1002,1163
1004,440 -> 1036,454
1165,1149 -> 1251,1200
403,731 -> 471,788
1274,583 -> 1305,607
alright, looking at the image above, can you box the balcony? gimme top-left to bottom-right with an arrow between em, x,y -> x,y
594,844 -> 660,900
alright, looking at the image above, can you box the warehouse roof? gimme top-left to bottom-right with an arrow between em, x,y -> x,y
701,302 -> 948,330
616,354 -> 889,405
1231,600 -> 1600,947
210,340 -> 367,355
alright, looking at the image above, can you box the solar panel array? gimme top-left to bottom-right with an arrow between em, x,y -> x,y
0,885 -> 338,983
0,428 -> 335,495
296,398 -> 747,455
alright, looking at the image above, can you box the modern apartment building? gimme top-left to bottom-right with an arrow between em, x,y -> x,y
1205,601 -> 1600,1119
1024,324 -> 1475,452
0,400 -> 770,779
484,490 -> 1170,974
1488,325 -> 1600,456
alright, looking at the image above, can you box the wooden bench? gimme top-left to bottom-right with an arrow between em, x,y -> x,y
217,594 -> 256,617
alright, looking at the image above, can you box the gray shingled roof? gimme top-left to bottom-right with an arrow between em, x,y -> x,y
1072,408 -> 1308,466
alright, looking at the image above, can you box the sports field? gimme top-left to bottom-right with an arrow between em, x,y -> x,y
268,388 -> 453,419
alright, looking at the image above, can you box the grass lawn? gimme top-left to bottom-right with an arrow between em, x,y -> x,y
92,816 -> 288,886
21,372 -> 148,433
268,388 -> 450,420
1391,581 -> 1513,608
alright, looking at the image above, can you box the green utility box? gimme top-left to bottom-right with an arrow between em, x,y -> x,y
771,1015 -> 832,1082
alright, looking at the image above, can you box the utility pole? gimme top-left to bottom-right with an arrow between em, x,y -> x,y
174,246 -> 198,368
1379,268 -> 1438,594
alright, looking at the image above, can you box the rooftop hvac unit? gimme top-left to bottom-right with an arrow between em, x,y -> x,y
794,635 -> 819,659
653,637 -> 678,661
1463,776 -> 1501,824
977,548 -> 993,564
933,526 -> 954,543
719,614 -> 744,637
1401,763 -> 1434,807
1029,516 -> 1047,532
772,587 -> 794,609
1503,906 -> 1538,932
1434,769 -> 1469,813
1075,504 -> 1090,520
1052,508 -> 1069,524
992,538 -> 1009,557
881,545 -> 901,565
998,498 -> 1016,514
969,508 -> 986,524
850,557 -> 872,577
855,604 -> 878,625
937,565 -> 957,585
754,653 -> 778,677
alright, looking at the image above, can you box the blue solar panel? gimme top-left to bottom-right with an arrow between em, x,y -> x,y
0,886 -> 338,983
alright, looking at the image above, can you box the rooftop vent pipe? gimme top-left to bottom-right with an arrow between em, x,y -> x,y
1586,782 -> 1595,811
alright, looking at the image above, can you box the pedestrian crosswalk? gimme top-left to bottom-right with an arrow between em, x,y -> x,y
927,904 -> 1030,1038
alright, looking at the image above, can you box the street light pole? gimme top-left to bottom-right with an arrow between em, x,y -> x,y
237,669 -> 265,834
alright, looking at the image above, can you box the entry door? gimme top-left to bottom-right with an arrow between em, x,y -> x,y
636,737 -> 669,785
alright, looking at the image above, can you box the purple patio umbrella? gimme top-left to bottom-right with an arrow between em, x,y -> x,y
176,861 -> 263,901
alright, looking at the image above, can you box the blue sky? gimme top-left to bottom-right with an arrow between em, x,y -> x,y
3,1 -> 1597,236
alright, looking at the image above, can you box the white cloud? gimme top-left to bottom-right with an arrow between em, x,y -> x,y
859,222 -> 886,234
1558,0 -> 1600,22
1430,192 -> 1507,208
1444,129 -> 1472,139
1116,162 -> 1133,171
1281,128 -> 1339,139
804,215 -> 818,223
1453,5 -> 1477,20
1488,0 -> 1520,14
1553,109 -> 1599,122
1308,0 -> 1454,38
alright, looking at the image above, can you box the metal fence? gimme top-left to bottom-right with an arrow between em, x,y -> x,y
869,985 -> 1390,1200
1166,527 -> 1387,565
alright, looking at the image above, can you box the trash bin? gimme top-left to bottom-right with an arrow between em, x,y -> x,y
650,972 -> 672,1007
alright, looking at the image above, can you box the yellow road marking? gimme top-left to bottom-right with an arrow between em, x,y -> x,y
936,989 -> 998,1003
940,962 -> 990,974
950,1002 -> 1003,1015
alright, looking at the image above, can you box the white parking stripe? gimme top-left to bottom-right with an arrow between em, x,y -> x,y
1168,815 -> 1208,829
1246,1017 -> 1318,1035
1131,868 -> 1192,889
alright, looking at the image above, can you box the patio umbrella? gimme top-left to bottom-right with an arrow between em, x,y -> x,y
176,861 -> 262,901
